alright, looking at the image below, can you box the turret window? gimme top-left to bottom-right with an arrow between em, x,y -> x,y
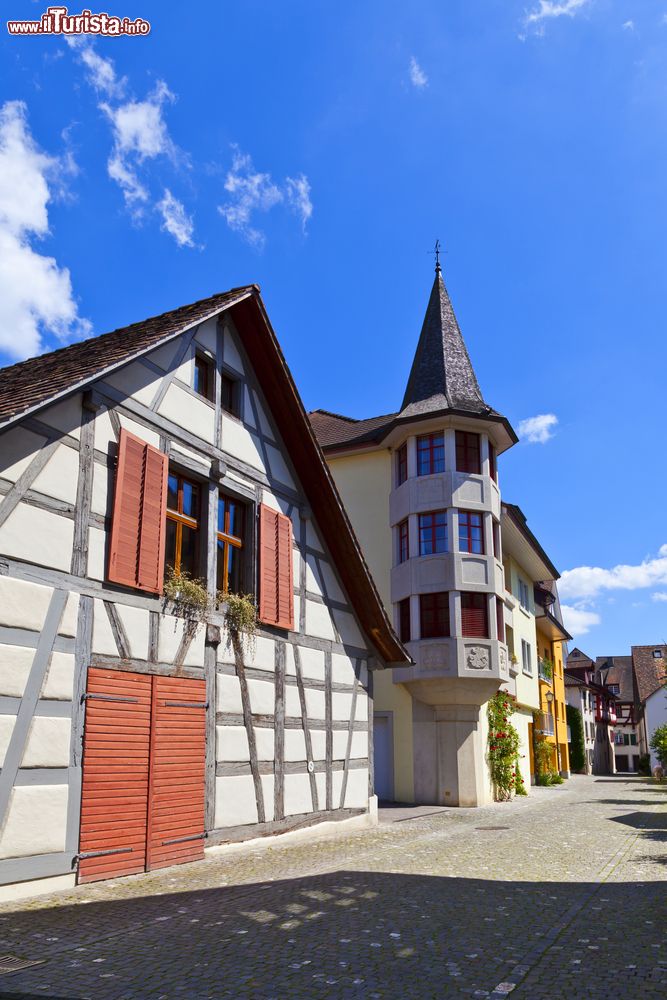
458,510 -> 484,554
397,444 -> 408,486
398,598 -> 411,643
398,519 -> 409,563
461,592 -> 488,638
489,444 -> 497,482
455,430 -> 481,475
417,433 -> 445,476
419,593 -> 450,639
419,512 -> 448,555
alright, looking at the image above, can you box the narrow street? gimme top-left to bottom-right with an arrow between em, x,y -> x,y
0,775 -> 664,999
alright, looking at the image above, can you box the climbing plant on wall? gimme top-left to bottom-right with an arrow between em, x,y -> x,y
567,704 -> 586,773
487,691 -> 522,801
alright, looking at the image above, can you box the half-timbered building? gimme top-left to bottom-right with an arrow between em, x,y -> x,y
0,285 -> 407,899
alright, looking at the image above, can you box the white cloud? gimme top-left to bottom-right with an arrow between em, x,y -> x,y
622,20 -> 635,31
652,592 -> 667,603
518,413 -> 558,444
561,604 -> 601,636
219,148 -> 313,248
67,37 -> 125,98
560,544 -> 667,601
157,189 -> 195,248
101,80 -> 177,214
523,0 -> 590,35
409,57 -> 428,89
0,101 -> 89,361
285,174 -> 313,230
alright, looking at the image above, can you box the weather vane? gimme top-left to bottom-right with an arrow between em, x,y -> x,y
429,239 -> 445,273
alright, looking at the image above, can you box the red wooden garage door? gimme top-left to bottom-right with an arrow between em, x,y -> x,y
79,668 -> 152,883
146,676 -> 207,871
79,669 -> 206,883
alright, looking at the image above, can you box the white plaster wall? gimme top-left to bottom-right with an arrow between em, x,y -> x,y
223,330 -> 245,374
0,505 -> 73,572
350,731 -> 368,759
119,414 -> 161,449
87,527 -> 106,583
91,464 -> 109,516
116,605 -> 151,659
298,647 -> 325,681
333,610 -> 365,648
646,690 -> 667,769
0,716 -> 15,766
42,652 -> 75,700
305,688 -> 326,720
0,645 -> 33,697
310,729 -> 326,760
217,673 -> 243,714
0,577 -> 52,632
0,785 -> 68,859
159,384 -> 215,443
332,692 -> 354,721
148,339 -> 180,371
305,602 -> 336,641
31,446 -> 79,504
285,644 -> 295,676
0,426 -> 46,483
284,729 -> 307,761
318,561 -> 346,604
40,396 -> 82,439
255,727 -> 275,761
332,653 -> 356,686
247,678 -> 275,715
250,636 -> 275,672
305,554 -> 323,596
157,617 -> 205,666
284,772 -> 312,817
253,392 -> 273,439
92,600 -> 118,656
221,416 -> 264,470
265,445 -> 295,489
306,522 -> 325,553
61,593 -> 79,638
217,725 -> 249,761
284,685 -> 301,718
214,773 -> 274,828
22,717 -> 71,767
194,318 -> 218,355
512,708 -> 532,792
105,362 -> 160,408
332,731 -> 348,759
344,768 -> 369,809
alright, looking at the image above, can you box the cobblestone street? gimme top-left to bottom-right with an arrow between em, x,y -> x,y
0,775 -> 664,999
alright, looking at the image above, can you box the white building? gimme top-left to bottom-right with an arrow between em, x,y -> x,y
0,285 -> 407,899
632,645 -> 667,770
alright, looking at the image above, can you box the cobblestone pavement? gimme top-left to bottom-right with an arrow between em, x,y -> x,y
0,775 -> 664,999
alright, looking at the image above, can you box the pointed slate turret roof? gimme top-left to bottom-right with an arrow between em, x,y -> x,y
400,268 -> 487,418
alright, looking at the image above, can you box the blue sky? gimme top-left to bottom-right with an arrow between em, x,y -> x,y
1,0 -> 667,656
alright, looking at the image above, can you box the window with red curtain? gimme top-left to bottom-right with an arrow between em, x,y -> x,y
418,512 -> 448,555
496,597 -> 505,644
398,520 -> 409,564
461,592 -> 488,637
398,598 -> 411,643
455,431 -> 481,474
488,443 -> 497,482
417,433 -> 445,476
458,511 -> 484,554
397,444 -> 408,486
419,592 -> 450,639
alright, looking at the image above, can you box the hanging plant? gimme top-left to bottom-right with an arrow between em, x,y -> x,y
487,691 -> 522,801
163,567 -> 210,624
220,591 -> 258,657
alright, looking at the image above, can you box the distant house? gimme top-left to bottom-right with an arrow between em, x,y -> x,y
0,285 -> 407,899
595,656 -> 640,773
565,648 -> 617,775
632,645 -> 667,769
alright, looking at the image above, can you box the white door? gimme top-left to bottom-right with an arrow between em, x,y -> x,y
373,714 -> 394,801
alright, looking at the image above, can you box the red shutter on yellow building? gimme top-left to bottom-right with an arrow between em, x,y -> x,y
108,429 -> 169,594
259,503 -> 294,631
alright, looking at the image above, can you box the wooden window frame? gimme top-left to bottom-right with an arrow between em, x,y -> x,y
398,597 -> 411,643
488,443 -> 497,482
496,596 -> 505,644
418,511 -> 448,556
455,430 -> 481,475
221,371 -> 240,418
397,443 -> 408,486
166,472 -> 201,579
419,592 -> 450,639
458,510 -> 484,554
398,519 -> 409,564
417,432 -> 445,477
194,353 -> 215,403
217,492 -> 246,595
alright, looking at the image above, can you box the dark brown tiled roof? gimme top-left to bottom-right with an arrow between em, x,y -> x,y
0,287 -> 254,427
308,409 -> 397,450
595,656 -> 634,701
632,645 -> 667,704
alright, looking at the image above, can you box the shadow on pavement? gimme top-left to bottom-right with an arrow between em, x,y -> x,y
0,868 -> 663,999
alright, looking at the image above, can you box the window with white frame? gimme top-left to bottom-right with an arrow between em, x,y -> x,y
518,578 -> 530,610
521,639 -> 532,675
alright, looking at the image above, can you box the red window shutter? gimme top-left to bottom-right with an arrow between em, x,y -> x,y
461,593 -> 489,638
259,504 -> 294,630
108,429 -> 169,595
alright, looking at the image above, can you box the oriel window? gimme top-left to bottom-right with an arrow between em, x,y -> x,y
459,511 -> 484,554
455,430 -> 481,475
417,433 -> 445,476
419,512 -> 448,555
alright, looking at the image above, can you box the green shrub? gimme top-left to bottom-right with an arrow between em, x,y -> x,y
487,692 -> 522,801
637,754 -> 652,776
649,724 -> 667,769
567,704 -> 586,773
